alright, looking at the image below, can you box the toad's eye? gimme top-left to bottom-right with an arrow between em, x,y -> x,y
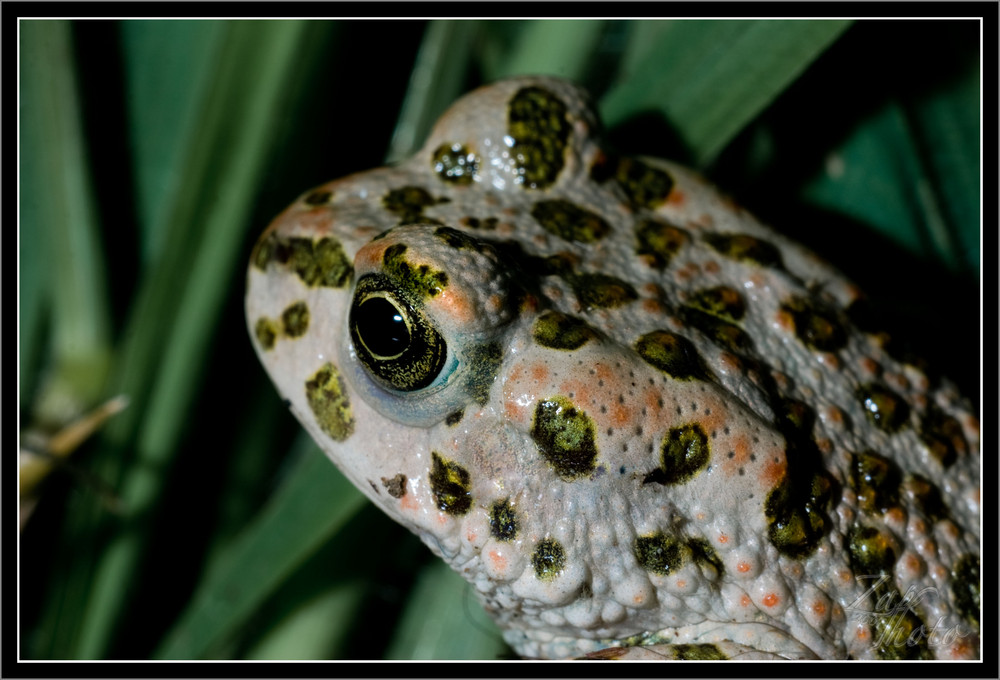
349,274 -> 446,392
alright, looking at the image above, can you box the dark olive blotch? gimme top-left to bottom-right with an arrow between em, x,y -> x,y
781,296 -> 847,352
633,532 -> 686,576
643,424 -> 710,485
849,450 -> 901,515
952,554 -> 980,627
432,142 -> 478,185
304,362 -> 355,441
281,301 -> 310,338
489,498 -> 518,541
531,538 -> 566,580
704,232 -> 783,268
254,317 -> 279,351
566,272 -> 638,310
670,644 -> 729,661
258,234 -> 353,288
383,185 -> 443,224
635,218 -> 688,268
508,86 -> 570,190
533,311 -> 596,351
429,452 -> 472,515
858,383 -> 910,433
918,406 -> 968,468
635,330 -> 710,381
531,199 -> 610,243
530,396 -> 598,479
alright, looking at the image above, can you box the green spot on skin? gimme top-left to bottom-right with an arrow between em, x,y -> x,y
281,301 -> 310,338
432,142 -> 478,185
531,396 -> 598,479
635,330 -> 710,381
508,86 -> 570,190
531,538 -> 566,580
858,383 -> 910,433
252,234 -> 275,271
952,554 -> 980,627
846,526 -> 933,659
383,185 -> 443,224
687,286 -> 746,323
672,643 -> 729,661
704,232 -> 783,268
847,525 -> 897,576
566,272 -> 638,310
533,311 -> 596,351
872,607 -> 934,660
304,362 -> 355,442
530,199 -> 611,243
432,226 -> 493,255
644,424 -> 710,485
465,342 -> 503,406
254,317 -> 278,351
764,468 -> 834,559
382,243 -> 448,299
781,296 -> 847,352
918,406 -> 968,468
610,157 -> 675,209
429,452 -> 472,515
678,306 -> 753,353
849,450 -> 901,515
633,533 -> 688,576
489,498 -> 518,541
908,475 -> 949,524
268,235 -> 353,288
687,537 -> 724,578
635,218 -> 688,268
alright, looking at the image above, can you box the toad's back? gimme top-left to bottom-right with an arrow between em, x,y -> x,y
245,77 -> 980,660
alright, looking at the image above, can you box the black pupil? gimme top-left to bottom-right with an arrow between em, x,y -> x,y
358,296 -> 410,357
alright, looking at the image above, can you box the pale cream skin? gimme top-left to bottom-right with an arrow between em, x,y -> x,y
246,77 -> 980,660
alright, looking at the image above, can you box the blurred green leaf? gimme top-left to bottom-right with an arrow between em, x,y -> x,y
385,560 -> 508,660
156,435 -> 365,659
802,62 -> 980,275
385,20 -> 478,163
19,20 -> 111,421
243,581 -> 368,660
482,19 -> 607,83
120,20 -> 226,263
601,19 -> 853,166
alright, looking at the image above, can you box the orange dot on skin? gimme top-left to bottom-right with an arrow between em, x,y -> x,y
762,593 -> 779,608
667,189 -> 685,206
718,534 -> 729,544
812,600 -> 827,616
737,562 -> 751,573
400,488 -> 419,512
489,549 -> 507,572
740,594 -> 752,607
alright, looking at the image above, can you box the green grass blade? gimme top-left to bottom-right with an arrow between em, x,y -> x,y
19,20 -> 111,420
483,19 -> 607,83
802,86 -> 980,274
384,560 -> 509,660
601,19 -> 853,166
119,20 -> 226,263
155,436 -> 366,659
62,20 -> 317,659
242,581 -> 368,660
385,20 -> 478,163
